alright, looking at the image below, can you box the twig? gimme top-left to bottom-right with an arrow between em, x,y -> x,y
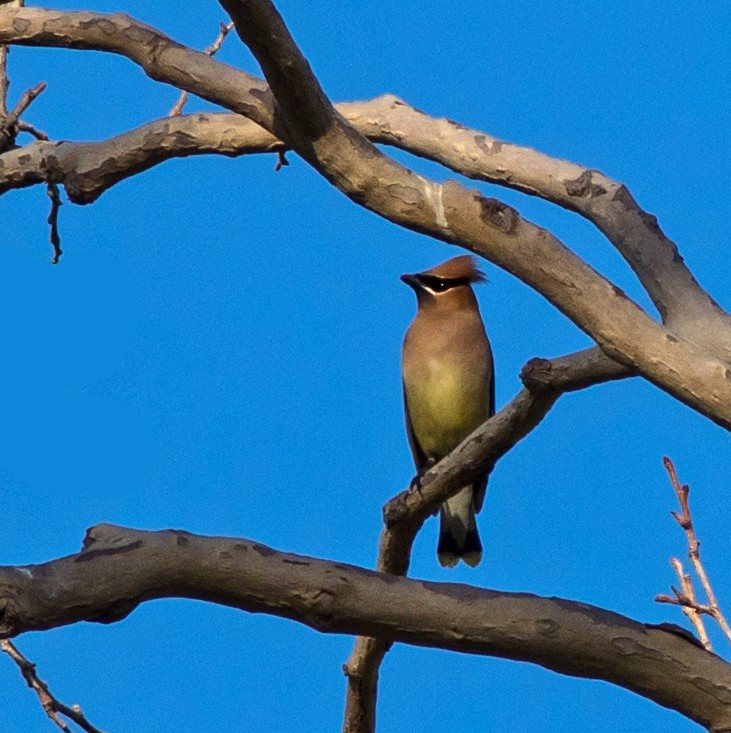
0,79 -> 46,150
47,181 -> 62,264
16,119 -> 49,140
168,20 -> 234,116
0,44 -> 9,116
656,558 -> 712,650
5,79 -> 46,124
0,0 -> 22,113
274,148 -> 288,171
655,457 -> 731,649
1,639 -> 105,733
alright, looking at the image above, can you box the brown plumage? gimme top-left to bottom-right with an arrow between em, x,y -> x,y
401,255 -> 494,567
422,254 -> 488,283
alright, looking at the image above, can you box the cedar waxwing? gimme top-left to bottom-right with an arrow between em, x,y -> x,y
401,255 -> 494,567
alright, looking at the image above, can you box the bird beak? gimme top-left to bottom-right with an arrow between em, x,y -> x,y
400,273 -> 419,290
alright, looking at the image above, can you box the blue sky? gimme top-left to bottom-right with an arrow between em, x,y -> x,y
1,2 -> 730,731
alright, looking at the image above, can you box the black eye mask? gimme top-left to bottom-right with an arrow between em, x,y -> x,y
417,274 -> 470,292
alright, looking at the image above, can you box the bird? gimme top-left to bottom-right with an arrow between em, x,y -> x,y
401,254 -> 494,567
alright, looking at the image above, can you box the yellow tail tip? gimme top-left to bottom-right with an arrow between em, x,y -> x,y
437,551 -> 459,568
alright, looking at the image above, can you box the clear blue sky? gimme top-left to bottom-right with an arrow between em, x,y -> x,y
2,2 -> 730,731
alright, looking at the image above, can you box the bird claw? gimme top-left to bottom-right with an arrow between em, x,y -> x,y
409,474 -> 424,497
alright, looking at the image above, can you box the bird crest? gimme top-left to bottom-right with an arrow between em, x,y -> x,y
423,255 -> 487,284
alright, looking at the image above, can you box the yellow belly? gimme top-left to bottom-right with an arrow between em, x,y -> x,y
406,361 -> 487,460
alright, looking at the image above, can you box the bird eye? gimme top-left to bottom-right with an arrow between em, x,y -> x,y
418,275 -> 456,293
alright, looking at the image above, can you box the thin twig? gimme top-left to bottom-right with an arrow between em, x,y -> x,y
5,79 -> 46,125
16,119 -> 49,140
168,20 -> 234,116
655,457 -> 731,648
0,79 -> 46,150
274,148 -> 288,171
656,558 -> 712,650
0,45 -> 9,116
47,182 -> 62,264
1,639 -> 105,733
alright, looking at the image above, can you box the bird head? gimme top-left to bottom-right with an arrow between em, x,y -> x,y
401,255 -> 486,308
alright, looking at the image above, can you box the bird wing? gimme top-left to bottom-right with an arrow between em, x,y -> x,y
489,355 -> 496,417
474,361 -> 495,514
402,383 -> 429,474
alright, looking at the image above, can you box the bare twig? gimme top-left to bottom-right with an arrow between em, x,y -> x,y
16,119 -> 49,140
1,639 -> 104,733
274,148 -> 288,171
0,31 -> 48,143
47,182 -> 62,264
0,79 -> 45,151
0,45 -> 9,116
168,20 -> 234,116
8,79 -> 44,119
655,457 -> 731,648
656,558 -> 712,650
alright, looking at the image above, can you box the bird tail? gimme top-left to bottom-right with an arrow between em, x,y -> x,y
437,485 -> 482,568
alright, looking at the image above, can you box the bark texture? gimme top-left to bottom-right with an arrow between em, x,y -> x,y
3,6 -> 729,427
1,4 -> 731,733
2,523 -> 731,732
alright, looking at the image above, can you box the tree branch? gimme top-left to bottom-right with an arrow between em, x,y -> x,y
343,346 -> 631,732
1,6 -> 730,425
0,524 -> 730,731
3,74 -> 727,360
214,0 -> 731,425
0,113 -> 280,202
380,348 -> 630,575
336,95 -> 731,352
0,78 -> 45,151
2,6 -> 730,732
656,458 -> 731,648
0,44 -> 8,117
168,20 -> 234,117
46,180 -> 62,263
656,557 -> 713,651
1,639 -> 104,733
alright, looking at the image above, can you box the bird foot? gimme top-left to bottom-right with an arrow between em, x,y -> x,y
408,474 -> 424,497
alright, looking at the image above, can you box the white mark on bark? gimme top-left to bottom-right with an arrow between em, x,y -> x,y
422,178 -> 448,230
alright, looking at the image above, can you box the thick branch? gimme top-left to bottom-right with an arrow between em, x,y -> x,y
0,113 -> 279,202
0,9 -> 275,124
337,96 -> 731,350
216,0 -> 731,428
0,524 -> 730,731
2,7 -> 731,425
3,82 -> 727,358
